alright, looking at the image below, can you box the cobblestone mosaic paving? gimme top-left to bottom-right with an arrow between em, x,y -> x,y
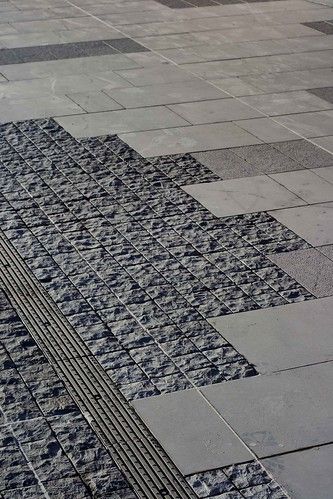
187,462 -> 288,498
0,289 -> 136,498
0,118 -> 314,401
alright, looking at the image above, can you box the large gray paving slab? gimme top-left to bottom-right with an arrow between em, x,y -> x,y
66,91 -> 123,112
240,90 -> 333,116
269,248 -> 333,298
242,68 -> 333,93
274,110 -> 333,138
132,389 -> 252,474
311,135 -> 333,154
168,98 -> 262,124
119,122 -> 262,157
269,169 -> 333,203
0,95 -> 83,123
209,298 -> 333,373
318,244 -> 333,260
234,117 -> 300,143
183,176 -> 304,217
192,149 -> 260,179
115,63 -> 195,86
310,166 -> 333,184
201,362 -> 333,457
55,106 -> 189,137
263,445 -> 333,499
272,139 -> 333,168
105,79 -> 228,108
271,202 -> 333,246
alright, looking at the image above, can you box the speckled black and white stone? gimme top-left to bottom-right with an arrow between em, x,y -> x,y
0,290 -> 136,498
0,119 -> 313,400
187,461 -> 289,498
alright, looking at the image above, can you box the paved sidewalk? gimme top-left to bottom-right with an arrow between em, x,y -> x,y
0,0 -> 333,497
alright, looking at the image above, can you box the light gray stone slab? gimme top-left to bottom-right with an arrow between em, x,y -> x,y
201,362 -> 333,457
132,389 -> 252,474
115,63 -> 195,86
210,77 -> 263,97
263,444 -> 333,499
318,244 -> 333,260
105,79 -> 228,108
209,297 -> 333,372
269,248 -> 333,298
66,91 -> 123,112
311,136 -> 333,154
240,90 -> 333,116
55,106 -> 189,137
242,68 -> 333,93
275,111 -> 333,138
168,99 -> 262,125
271,202 -> 333,246
270,169 -> 333,203
183,176 -> 304,217
119,122 -> 262,157
0,95 -> 83,123
234,118 -> 299,143
311,166 -> 333,184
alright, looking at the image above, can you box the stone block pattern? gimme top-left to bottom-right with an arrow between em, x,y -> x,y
0,119 -> 313,400
0,289 -> 136,498
186,461 -> 289,498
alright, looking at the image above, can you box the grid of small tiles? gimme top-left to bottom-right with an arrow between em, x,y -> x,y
0,290 -> 136,498
0,119 -> 313,400
186,461 -> 288,498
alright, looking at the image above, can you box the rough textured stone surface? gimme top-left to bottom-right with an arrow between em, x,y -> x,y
0,118 -> 313,400
0,289 -> 135,498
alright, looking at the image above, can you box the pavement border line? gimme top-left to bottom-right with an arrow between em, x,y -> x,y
0,230 -> 197,499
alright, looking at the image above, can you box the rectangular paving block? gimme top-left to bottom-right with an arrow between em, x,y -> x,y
201,362 -> 333,457
55,106 -> 189,137
168,98 -> 262,124
269,248 -> 333,297
234,117 -> 300,143
275,110 -> 333,138
312,135 -> 333,154
263,444 -> 333,499
119,122 -> 262,157
132,389 -> 252,474
269,169 -> 333,203
183,176 -> 304,217
115,64 -> 195,86
66,91 -> 123,112
209,297 -> 333,373
270,202 -> 333,246
105,79 -> 228,108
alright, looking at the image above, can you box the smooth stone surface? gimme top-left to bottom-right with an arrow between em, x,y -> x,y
132,389 -> 252,474
312,135 -> 333,154
183,176 -> 304,217
311,165 -> 333,184
201,362 -> 333,457
66,91 -> 123,112
209,297 -> 333,372
234,117 -> 300,142
263,444 -> 333,499
269,169 -> 333,203
269,248 -> 333,298
55,106 -> 189,137
119,122 -> 262,157
271,202 -> 333,246
275,110 -> 333,138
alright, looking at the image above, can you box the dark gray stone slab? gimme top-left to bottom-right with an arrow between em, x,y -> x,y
303,21 -> 333,34
308,87 -> 333,104
263,444 -> 333,499
202,362 -> 333,457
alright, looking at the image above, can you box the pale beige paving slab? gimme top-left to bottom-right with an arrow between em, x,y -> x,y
270,202 -> 333,246
132,389 -> 252,474
209,298 -> 333,373
183,175 -> 304,217
168,99 -> 262,125
119,122 -> 262,157
55,106 -> 189,137
201,362 -> 333,457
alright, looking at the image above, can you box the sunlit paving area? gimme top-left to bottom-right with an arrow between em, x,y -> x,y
0,0 -> 333,496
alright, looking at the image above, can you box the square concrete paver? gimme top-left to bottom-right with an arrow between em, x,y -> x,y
119,122 -> 262,157
263,444 -> 333,499
132,389 -> 252,474
271,202 -> 333,246
269,169 -> 333,203
201,362 -> 333,457
183,176 -> 304,217
209,297 -> 333,373
269,248 -> 333,297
